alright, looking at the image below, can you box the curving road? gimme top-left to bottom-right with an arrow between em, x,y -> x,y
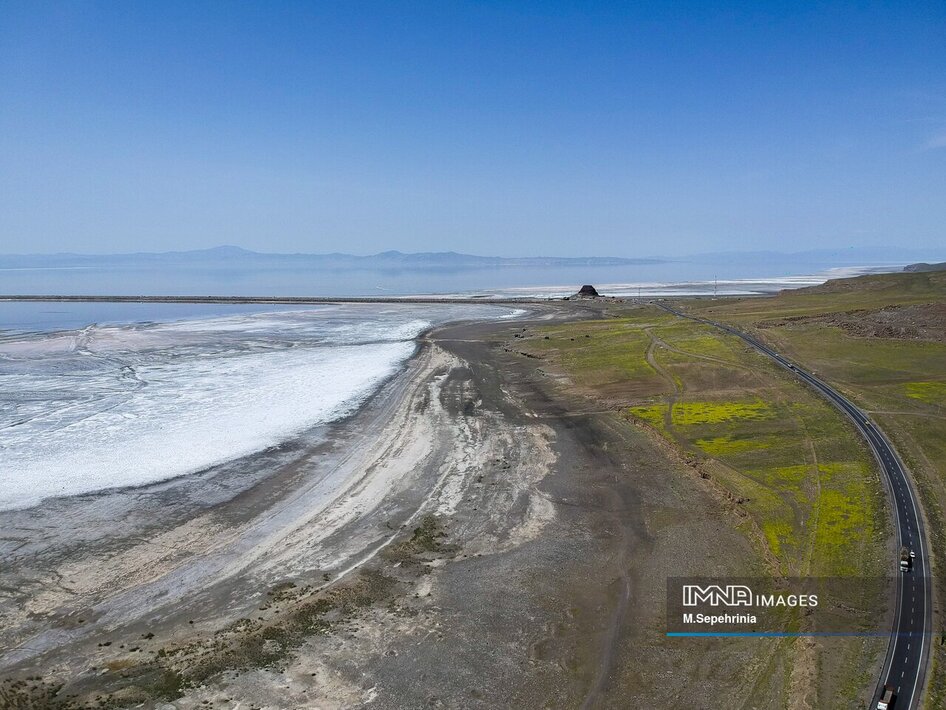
655,302 -> 931,710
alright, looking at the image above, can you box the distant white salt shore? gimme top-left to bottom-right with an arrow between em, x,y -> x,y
431,264 -> 904,300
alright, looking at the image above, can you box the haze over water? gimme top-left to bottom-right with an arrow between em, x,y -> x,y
0,259 -> 904,304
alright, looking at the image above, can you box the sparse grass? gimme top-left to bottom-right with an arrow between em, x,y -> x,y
904,380 -> 946,404
681,267 -> 946,704
32,515 -> 452,708
695,435 -> 772,457
653,325 -> 748,364
687,270 -> 946,323
626,403 -> 668,431
382,514 -> 454,562
528,317 -> 670,393
524,299 -> 889,707
529,305 -> 884,579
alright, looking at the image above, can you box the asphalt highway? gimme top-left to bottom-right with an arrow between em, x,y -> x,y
656,302 -> 932,710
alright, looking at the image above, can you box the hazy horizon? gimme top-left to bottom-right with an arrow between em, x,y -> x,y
0,243 -> 942,262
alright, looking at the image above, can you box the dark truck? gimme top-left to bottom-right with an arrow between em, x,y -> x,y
900,546 -> 912,572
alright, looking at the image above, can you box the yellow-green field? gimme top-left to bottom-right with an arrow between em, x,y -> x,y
685,268 -> 946,703
523,304 -> 890,706
527,309 -> 886,578
904,380 -> 946,403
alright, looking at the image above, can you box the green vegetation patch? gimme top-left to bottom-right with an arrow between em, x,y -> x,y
813,487 -> 871,577
693,433 -> 789,459
695,435 -> 766,457
749,464 -> 811,491
655,326 -> 745,363
627,403 -> 669,432
530,305 -> 884,580
671,400 -> 774,426
763,519 -> 795,560
532,318 -> 661,387
904,381 -> 946,404
662,275 -> 941,699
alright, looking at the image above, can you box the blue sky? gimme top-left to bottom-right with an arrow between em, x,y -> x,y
1,1 -> 944,257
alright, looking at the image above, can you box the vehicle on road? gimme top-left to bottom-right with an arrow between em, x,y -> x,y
655,302 -> 930,708
877,683 -> 895,709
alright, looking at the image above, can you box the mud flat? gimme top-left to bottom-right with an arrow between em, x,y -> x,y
1,308 -> 768,709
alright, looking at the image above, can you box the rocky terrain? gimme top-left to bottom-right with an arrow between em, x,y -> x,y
757,302 -> 946,342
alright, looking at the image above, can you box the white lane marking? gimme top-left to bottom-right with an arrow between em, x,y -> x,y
681,309 -> 927,704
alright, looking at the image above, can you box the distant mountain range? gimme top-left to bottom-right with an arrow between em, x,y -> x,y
0,245 -> 940,270
0,246 -> 662,269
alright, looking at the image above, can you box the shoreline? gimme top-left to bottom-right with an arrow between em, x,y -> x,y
2,305 -> 771,708
0,306 -> 536,512
1,311 -> 566,697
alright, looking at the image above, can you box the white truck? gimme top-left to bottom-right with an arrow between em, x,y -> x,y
900,547 -> 912,572
877,684 -> 894,709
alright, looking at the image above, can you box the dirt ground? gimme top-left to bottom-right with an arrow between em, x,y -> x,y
1,308 -> 777,709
